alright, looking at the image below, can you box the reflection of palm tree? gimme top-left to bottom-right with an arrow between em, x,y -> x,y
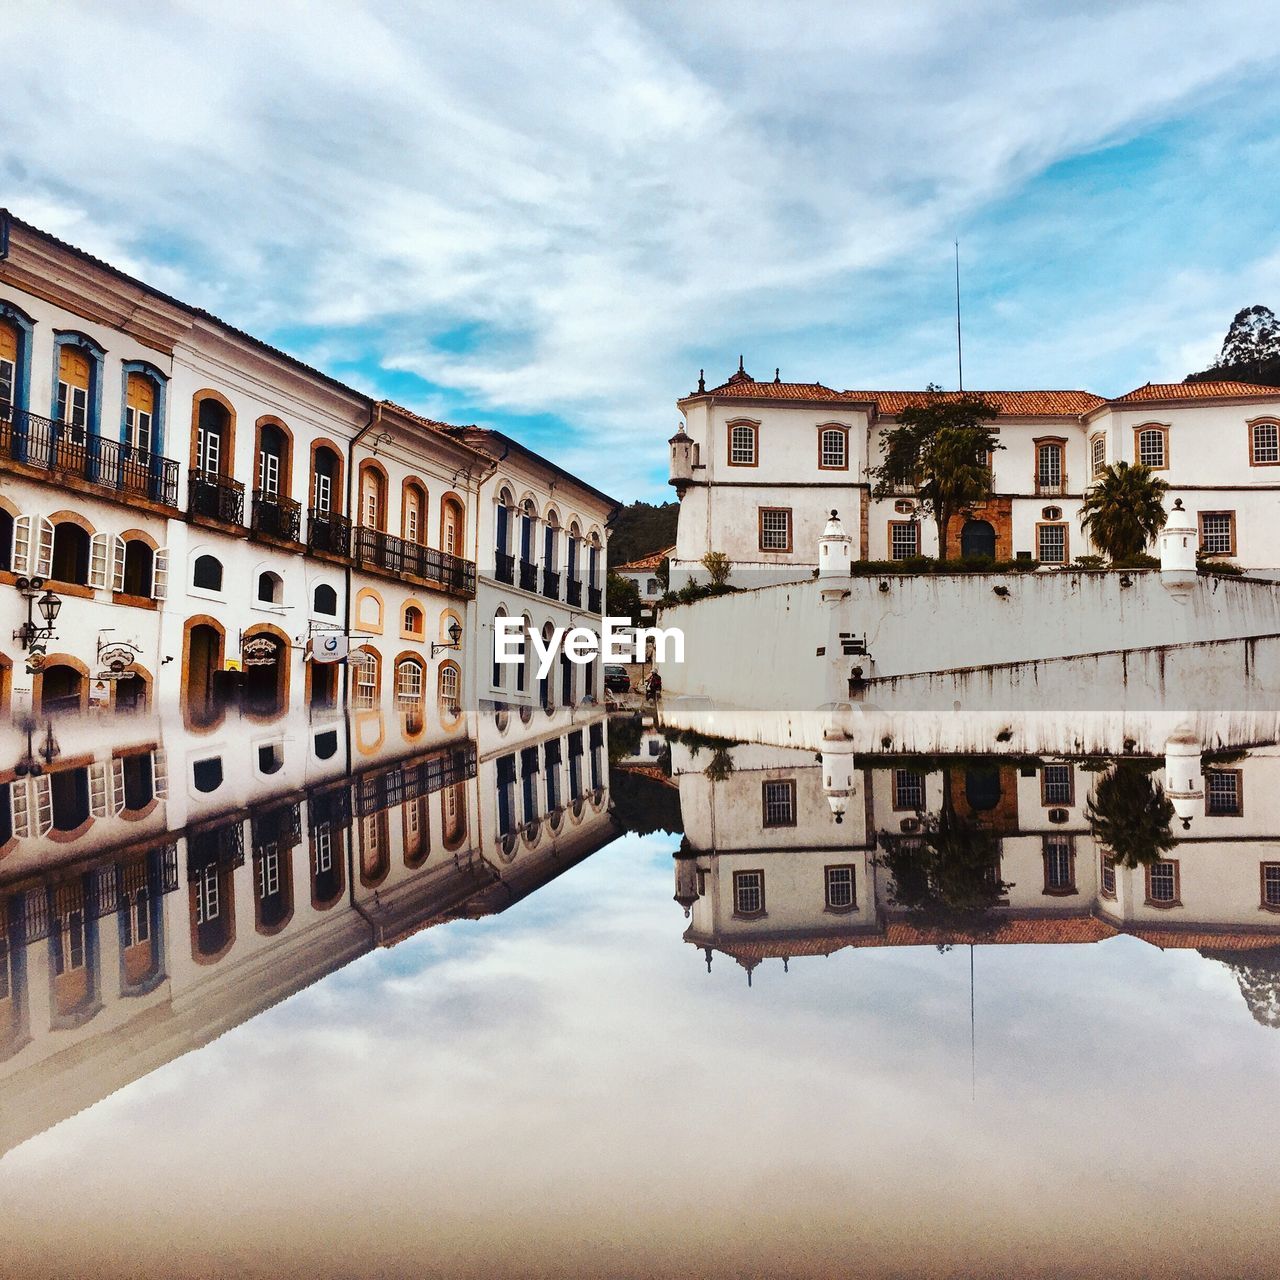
875,767 -> 1010,938
1086,761 -> 1176,868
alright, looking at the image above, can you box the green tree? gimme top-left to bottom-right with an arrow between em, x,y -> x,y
701,550 -> 731,586
1079,461 -> 1168,563
606,570 -> 641,623
1086,760 -> 1176,867
869,395 -> 1002,556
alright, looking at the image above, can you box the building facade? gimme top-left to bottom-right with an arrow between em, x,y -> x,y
0,210 -> 613,726
668,363 -> 1280,587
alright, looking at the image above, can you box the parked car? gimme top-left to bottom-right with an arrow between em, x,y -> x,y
604,664 -> 631,693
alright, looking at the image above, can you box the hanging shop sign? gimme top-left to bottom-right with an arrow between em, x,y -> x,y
312,632 -> 349,664
241,637 -> 279,668
96,642 -> 139,679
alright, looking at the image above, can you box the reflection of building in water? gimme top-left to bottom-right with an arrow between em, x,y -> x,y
0,704 -> 615,1154
670,737 -> 1280,1014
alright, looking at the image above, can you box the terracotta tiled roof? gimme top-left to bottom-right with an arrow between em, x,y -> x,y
848,389 -> 1105,417
701,377 -> 854,401
1128,927 -> 1280,951
1108,380 -> 1280,404
615,546 -> 674,572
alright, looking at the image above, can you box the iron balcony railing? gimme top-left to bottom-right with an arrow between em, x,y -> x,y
566,578 -> 582,607
587,585 -> 603,614
519,559 -> 538,592
307,507 -> 351,556
251,490 -> 302,542
353,527 -> 476,596
188,469 -> 245,524
1036,477 -> 1067,497
0,406 -> 179,506
495,550 -> 515,585
542,568 -> 560,599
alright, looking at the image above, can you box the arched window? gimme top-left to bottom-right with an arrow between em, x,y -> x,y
538,622 -> 554,710
195,398 -> 231,476
492,609 -> 508,689
40,664 -> 85,715
441,782 -> 467,850
439,661 -> 461,716
256,420 -> 289,498
50,522 -> 90,585
396,656 -> 424,705
441,495 -> 464,556
352,648 -> 380,710
192,758 -> 223,793
123,373 -> 155,454
1035,440 -> 1064,495
728,421 -> 758,466
1135,425 -> 1168,470
403,604 -> 424,637
257,571 -> 283,604
193,554 -> 223,592
359,464 -> 386,531
402,797 -> 431,866
55,343 -> 94,433
121,539 -> 155,596
0,318 -> 19,417
313,583 -> 338,615
311,444 -> 341,514
519,499 -> 537,569
819,426 -> 848,470
403,481 -> 426,545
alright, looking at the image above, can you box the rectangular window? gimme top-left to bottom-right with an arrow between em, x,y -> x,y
1043,837 -> 1075,893
1036,443 -> 1063,491
1262,863 -> 1280,910
313,471 -> 332,513
819,428 -> 847,469
125,406 -> 153,454
729,423 -> 757,466
1200,512 -> 1235,556
257,849 -> 280,899
123,889 -> 150,947
314,823 -> 333,875
893,768 -> 924,811
889,521 -> 919,560
258,449 -> 280,496
1251,421 -> 1280,465
1091,435 -> 1106,476
733,870 -> 765,917
1100,855 -> 1116,899
1137,428 -> 1166,469
0,935 -> 10,1002
1037,523 -> 1067,564
57,381 -> 88,430
1205,770 -> 1241,816
195,864 -> 219,924
825,865 -> 855,910
1147,860 -> 1179,905
0,355 -> 14,417
196,426 -> 221,475
761,779 -> 796,827
759,507 -> 792,552
1041,763 -> 1074,805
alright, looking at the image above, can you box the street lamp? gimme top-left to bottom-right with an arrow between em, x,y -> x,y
431,619 -> 463,657
12,576 -> 62,651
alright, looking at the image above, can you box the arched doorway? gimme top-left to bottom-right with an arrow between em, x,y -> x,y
185,621 -> 225,728
960,519 -> 996,560
114,670 -> 148,712
965,766 -> 1002,812
40,664 -> 84,715
242,631 -> 287,716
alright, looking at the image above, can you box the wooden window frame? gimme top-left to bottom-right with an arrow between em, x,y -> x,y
824,863 -> 857,913
1204,768 -> 1243,816
732,869 -> 766,918
726,420 -> 759,468
758,506 -> 793,553
1100,854 -> 1117,900
1248,418 -> 1280,468
761,778 -> 797,828
892,768 -> 925,812
817,424 -> 850,471
1133,423 -> 1169,472
1198,510 -> 1236,557
1035,521 -> 1069,564
1040,763 -> 1075,807
1090,433 -> 1106,477
888,520 -> 919,560
1144,859 -> 1181,908
1260,862 -> 1280,913
1032,436 -> 1067,495
1041,835 -> 1077,896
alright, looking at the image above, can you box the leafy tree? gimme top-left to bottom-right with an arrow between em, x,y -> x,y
656,556 -> 670,591
873,766 -> 1012,939
1086,761 -> 1176,867
1079,461 -> 1168,562
869,395 -> 1002,556
701,550 -> 731,586
1214,305 -> 1280,369
606,570 -> 641,623
608,501 -> 679,566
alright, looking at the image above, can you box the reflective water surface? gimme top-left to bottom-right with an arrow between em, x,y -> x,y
4,699 -> 1280,1277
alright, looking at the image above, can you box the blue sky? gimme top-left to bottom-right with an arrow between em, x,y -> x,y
3,1 -> 1279,503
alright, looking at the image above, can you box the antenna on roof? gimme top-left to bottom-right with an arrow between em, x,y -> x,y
955,239 -> 964,393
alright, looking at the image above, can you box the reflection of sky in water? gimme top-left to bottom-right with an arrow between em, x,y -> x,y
5,822 -> 1280,1278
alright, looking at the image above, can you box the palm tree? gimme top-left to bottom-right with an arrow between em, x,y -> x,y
1085,761 -> 1176,868
1079,461 -> 1169,563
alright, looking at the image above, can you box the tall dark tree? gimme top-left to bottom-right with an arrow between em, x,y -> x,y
1214,305 -> 1280,369
869,395 -> 1003,557
1079,461 -> 1168,562
1086,761 -> 1176,867
606,570 -> 642,623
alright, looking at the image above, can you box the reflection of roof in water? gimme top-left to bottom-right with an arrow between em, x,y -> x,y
1200,946 -> 1280,1028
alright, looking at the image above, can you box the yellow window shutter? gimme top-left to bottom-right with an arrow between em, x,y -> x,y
59,346 -> 90,389
126,373 -> 155,413
0,321 -> 17,362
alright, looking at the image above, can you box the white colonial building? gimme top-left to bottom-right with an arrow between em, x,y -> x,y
0,209 -> 612,727
668,362 -> 1280,586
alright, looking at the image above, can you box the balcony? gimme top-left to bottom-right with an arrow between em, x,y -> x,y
566,578 -> 582,607
542,568 -> 560,600
588,585 -> 603,614
0,407 -> 179,506
188,469 -> 244,524
307,508 -> 351,556
1035,477 -> 1067,497
519,559 -> 538,592
353,527 -> 476,596
251,490 -> 301,542
496,550 -> 515,585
